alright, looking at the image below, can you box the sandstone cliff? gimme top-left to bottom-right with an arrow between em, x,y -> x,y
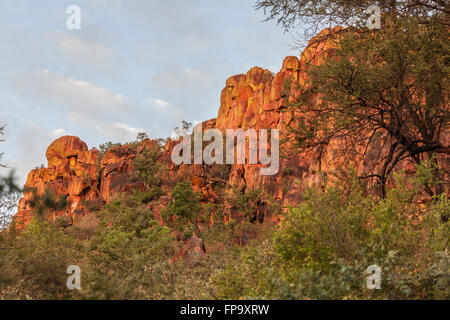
14,27 -> 449,231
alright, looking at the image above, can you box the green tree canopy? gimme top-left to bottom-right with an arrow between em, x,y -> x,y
257,1 -> 449,197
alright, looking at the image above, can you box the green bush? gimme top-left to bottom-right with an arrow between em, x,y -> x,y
213,172 -> 449,300
162,182 -> 202,236
133,187 -> 164,204
0,165 -> 447,300
133,149 -> 164,190
0,218 -> 82,299
80,196 -> 174,299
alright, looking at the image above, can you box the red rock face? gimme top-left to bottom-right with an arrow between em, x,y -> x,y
212,26 -> 449,221
14,27 -> 449,230
99,146 -> 141,202
173,236 -> 207,265
15,136 -> 100,230
46,136 -> 89,168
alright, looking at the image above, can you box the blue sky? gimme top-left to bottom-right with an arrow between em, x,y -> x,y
0,0 -> 295,185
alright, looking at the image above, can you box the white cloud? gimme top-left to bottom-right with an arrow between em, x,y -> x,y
146,98 -> 169,109
0,25 -> 117,74
11,69 -> 151,143
0,0 -> 293,186
46,31 -> 115,70
15,70 -> 131,117
150,67 -> 214,96
96,122 -> 144,142
10,68 -> 186,143
49,128 -> 67,138
65,111 -> 145,143
0,116 -> 52,186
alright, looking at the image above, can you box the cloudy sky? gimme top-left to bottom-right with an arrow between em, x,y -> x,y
0,0 -> 295,185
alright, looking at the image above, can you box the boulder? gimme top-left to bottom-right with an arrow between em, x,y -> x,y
174,236 -> 207,265
46,136 -> 88,168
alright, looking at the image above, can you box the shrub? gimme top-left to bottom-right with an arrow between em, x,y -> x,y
133,149 -> 164,190
0,219 -> 82,299
81,197 -> 174,299
67,213 -> 99,241
214,171 -> 449,300
162,182 -> 202,235
133,187 -> 164,204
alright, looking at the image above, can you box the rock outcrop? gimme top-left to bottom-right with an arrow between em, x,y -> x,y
16,136 -> 100,229
14,27 -> 449,231
173,236 -> 207,265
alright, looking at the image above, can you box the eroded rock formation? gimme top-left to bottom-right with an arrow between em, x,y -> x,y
14,27 -> 449,232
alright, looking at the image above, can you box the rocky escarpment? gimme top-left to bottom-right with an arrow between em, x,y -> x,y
14,27 -> 449,231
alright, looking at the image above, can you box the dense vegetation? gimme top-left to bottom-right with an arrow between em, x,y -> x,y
0,1 -> 448,300
0,160 -> 448,299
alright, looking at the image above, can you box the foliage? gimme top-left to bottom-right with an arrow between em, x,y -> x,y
80,196 -> 174,299
133,187 -> 164,204
0,219 -> 81,299
236,189 -> 263,222
136,132 -> 149,141
133,148 -> 164,190
255,0 -> 449,41
0,167 -> 448,299
162,182 -> 202,236
25,188 -> 67,219
0,126 -> 21,231
283,16 -> 449,197
214,170 -> 449,300
67,213 -> 99,241
98,141 -> 122,159
0,172 -> 21,231
257,1 -> 449,198
173,120 -> 193,138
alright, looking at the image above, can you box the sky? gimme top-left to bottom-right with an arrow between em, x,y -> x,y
0,0 -> 295,185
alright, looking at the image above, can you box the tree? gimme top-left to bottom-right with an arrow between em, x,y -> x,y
133,149 -> 163,190
136,132 -> 149,141
0,125 -> 6,169
257,1 -> 449,197
98,141 -> 122,156
0,218 -> 81,299
25,188 -> 67,219
173,120 -> 193,138
0,188 -> 20,230
163,182 -> 202,236
0,125 -> 20,230
256,0 -> 449,45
